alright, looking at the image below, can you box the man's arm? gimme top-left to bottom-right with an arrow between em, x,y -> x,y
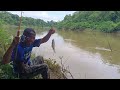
40,28 -> 55,44
2,36 -> 20,64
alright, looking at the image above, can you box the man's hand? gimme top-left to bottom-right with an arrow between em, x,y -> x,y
49,28 -> 55,35
12,36 -> 20,46
40,28 -> 55,44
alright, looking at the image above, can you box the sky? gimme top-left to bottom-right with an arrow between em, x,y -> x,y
8,11 -> 76,22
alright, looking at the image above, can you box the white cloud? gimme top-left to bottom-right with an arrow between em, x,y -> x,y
8,11 -> 76,22
30,11 -> 61,22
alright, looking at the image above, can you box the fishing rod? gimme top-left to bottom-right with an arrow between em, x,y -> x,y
15,11 -> 23,60
105,32 -> 113,61
17,11 -> 23,36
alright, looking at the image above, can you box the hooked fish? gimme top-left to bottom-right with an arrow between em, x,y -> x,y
52,39 -> 56,53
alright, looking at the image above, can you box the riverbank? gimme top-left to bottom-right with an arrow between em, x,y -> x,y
30,55 -> 68,79
0,56 -> 68,79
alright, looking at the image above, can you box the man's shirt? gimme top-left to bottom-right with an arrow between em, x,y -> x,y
11,39 -> 41,73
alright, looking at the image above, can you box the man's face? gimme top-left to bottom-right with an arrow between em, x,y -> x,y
25,35 -> 35,46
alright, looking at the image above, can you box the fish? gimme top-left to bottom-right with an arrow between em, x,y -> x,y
52,39 -> 56,53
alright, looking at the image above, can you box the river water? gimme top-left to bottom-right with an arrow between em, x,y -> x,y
32,30 -> 120,79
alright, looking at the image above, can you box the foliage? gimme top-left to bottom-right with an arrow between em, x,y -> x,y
0,29 -> 12,59
45,58 -> 61,73
0,11 -> 56,28
57,11 -> 120,33
0,62 -> 18,79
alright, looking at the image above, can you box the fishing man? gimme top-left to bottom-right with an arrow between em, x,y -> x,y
2,28 -> 55,79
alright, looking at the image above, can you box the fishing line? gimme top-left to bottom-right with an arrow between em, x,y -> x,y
105,32 -> 113,61
91,28 -> 113,61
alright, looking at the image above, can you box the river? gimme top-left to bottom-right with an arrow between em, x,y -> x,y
32,30 -> 120,79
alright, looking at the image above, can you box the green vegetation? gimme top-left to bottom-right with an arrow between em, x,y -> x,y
0,57 -> 64,79
0,29 -> 12,60
1,11 -> 120,33
0,11 -> 57,28
57,11 -> 120,33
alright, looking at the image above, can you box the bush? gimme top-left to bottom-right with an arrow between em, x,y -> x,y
0,29 -> 12,59
0,62 -> 18,79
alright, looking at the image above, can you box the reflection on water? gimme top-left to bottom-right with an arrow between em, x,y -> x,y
32,30 -> 120,79
95,47 -> 111,52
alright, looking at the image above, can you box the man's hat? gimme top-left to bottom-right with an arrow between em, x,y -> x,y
23,28 -> 36,37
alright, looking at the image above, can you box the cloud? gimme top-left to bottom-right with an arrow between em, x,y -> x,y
8,11 -> 76,22
31,11 -> 61,22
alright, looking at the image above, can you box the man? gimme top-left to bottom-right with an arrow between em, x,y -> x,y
2,28 -> 55,79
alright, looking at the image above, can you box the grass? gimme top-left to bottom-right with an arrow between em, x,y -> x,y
0,56 -> 67,79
